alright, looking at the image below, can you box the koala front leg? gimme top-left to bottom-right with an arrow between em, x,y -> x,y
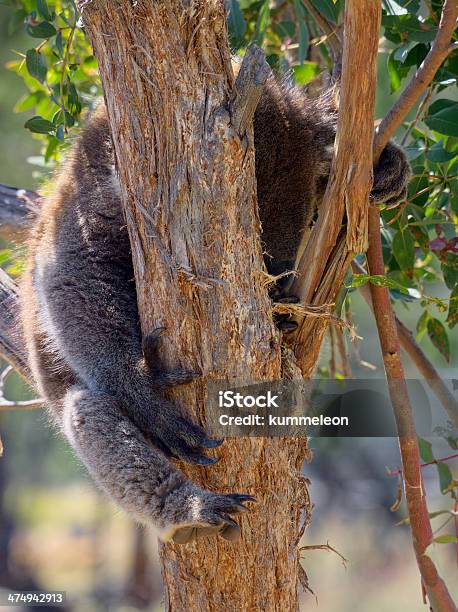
61,386 -> 255,543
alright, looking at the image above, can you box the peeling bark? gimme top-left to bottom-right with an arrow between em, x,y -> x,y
289,0 -> 381,377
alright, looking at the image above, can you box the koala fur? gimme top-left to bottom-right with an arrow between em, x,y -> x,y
20,72 -> 409,544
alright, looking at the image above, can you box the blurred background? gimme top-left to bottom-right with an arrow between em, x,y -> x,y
0,2 -> 457,611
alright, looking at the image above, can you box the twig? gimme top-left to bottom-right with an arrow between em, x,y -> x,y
387,453 -> 458,477
352,260 -> 458,429
400,85 -> 435,146
336,326 -> 351,377
0,398 -> 43,411
0,364 -> 42,411
300,541 -> 349,568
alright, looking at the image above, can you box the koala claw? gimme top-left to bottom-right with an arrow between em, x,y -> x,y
276,319 -> 298,333
273,293 -> 300,333
170,493 -> 256,544
149,410 -> 224,467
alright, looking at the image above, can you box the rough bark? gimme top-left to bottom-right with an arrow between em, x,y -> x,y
76,2 -> 309,610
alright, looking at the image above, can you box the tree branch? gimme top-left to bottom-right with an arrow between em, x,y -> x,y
0,268 -> 30,382
374,0 -> 458,158
360,4 -> 458,607
290,0 -> 381,375
366,206 -> 456,610
0,183 -> 39,239
352,260 -> 458,429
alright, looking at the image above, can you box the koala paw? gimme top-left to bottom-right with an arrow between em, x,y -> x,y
371,140 -> 410,205
166,493 -> 257,544
273,294 -> 299,334
148,402 -> 224,466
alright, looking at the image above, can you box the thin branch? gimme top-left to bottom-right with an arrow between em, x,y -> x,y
400,85 -> 435,146
0,398 -> 43,411
367,205 -> 456,610
299,541 -> 349,568
352,260 -> 458,429
387,453 -> 458,476
0,363 -> 42,411
374,0 -> 458,159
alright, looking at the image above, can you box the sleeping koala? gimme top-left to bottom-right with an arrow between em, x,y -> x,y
20,70 -> 409,544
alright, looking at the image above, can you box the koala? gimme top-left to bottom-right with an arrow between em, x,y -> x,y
20,71 -> 409,544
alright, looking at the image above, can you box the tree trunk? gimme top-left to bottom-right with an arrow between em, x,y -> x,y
76,1 -> 310,610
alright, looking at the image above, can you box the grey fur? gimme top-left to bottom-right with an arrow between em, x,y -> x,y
20,76 -> 409,543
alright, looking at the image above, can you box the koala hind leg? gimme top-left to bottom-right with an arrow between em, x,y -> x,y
61,386 -> 254,543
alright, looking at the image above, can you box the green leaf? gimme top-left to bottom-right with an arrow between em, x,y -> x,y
310,0 -> 341,23
387,51 -> 410,93
427,318 -> 450,363
26,20 -> 57,38
13,90 -> 47,113
293,0 -> 309,64
36,0 -> 52,20
425,102 -> 458,137
56,124 -> 65,141
436,461 -> 453,493
226,0 -> 246,44
392,228 -> 415,270
273,21 -> 295,39
345,274 -> 410,294
418,437 -> 434,463
24,115 -> 55,134
442,254 -> 458,290
252,0 -> 270,45
416,310 -> 430,341
446,286 -> 458,329
293,62 -> 319,85
426,139 -> 457,163
433,535 -> 458,544
428,99 -> 456,115
25,49 -> 47,83
55,30 -> 64,58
